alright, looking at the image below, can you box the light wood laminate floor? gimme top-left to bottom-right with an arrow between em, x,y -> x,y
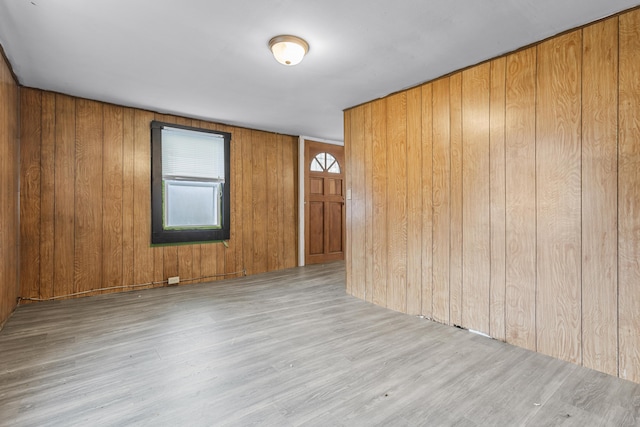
1,262 -> 639,426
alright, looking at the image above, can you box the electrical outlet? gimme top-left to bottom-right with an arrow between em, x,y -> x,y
168,276 -> 180,285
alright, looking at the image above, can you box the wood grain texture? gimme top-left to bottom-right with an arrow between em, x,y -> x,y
420,84 -> 434,319
0,52 -> 19,326
232,127 -> 244,274
121,108 -> 135,290
75,99 -> 104,295
341,9 -> 640,384
3,262 -> 640,425
197,120 -> 223,281
505,47 -> 537,351
420,84 -> 433,318
282,135 -> 297,269
20,89 -> 42,300
39,92 -> 55,300
406,87 -> 423,315
461,63 -> 491,334
305,140 -> 345,265
17,89 -> 297,303
371,99 -> 388,307
618,8 -> 640,383
431,77 -> 451,325
252,131 -> 268,274
363,103 -> 374,304
53,95 -> 76,299
102,104 -> 124,292
215,241 -> 226,280
197,119 -> 221,282
275,135 -> 285,271
344,110 -> 352,295
241,128 -> 254,275
350,107 -> 366,300
489,57 -> 507,341
133,110 -> 154,289
536,31 -> 582,364
200,240 -> 217,282
581,18 -> 619,377
266,132 -> 280,272
386,92 -> 407,313
449,73 -> 463,327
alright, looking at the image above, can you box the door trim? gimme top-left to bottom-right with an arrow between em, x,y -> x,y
298,136 -> 344,266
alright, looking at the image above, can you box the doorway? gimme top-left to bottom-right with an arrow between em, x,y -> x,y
304,140 -> 345,265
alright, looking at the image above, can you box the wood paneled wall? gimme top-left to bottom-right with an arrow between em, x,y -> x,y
0,52 -> 19,327
345,9 -> 640,383
19,88 -> 298,302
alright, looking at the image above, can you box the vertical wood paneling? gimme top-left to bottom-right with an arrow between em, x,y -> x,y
283,135 -> 297,269
449,73 -> 463,326
489,57 -> 507,341
153,219 -> 166,283
12,7 -> 640,385
505,47 -> 537,351
619,9 -> 640,383
363,103 -> 374,303
53,95 -> 76,298
344,110 -> 353,295
266,132 -> 280,272
371,98 -> 388,306
133,109 -> 154,288
230,126 -> 244,273
582,18 -> 619,376
102,104 -> 124,292
406,87 -> 423,315
200,241 -> 217,281
275,135 -> 284,270
196,120 -> 220,281
20,89 -> 41,300
252,131 -> 268,274
536,31 -> 582,364
122,108 -> 135,289
432,77 -> 451,325
386,92 -> 407,313
462,63 -> 491,334
421,84 -> 434,318
18,90 -> 297,305
342,9 -> 640,384
39,92 -> 55,300
351,107 -> 366,300
241,128 -> 254,275
215,241 -> 225,279
0,52 -> 19,325
74,99 -> 104,295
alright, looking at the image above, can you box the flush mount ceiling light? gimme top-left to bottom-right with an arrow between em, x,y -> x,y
268,35 -> 309,66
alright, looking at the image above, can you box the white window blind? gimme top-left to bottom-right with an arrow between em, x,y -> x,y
161,126 -> 225,181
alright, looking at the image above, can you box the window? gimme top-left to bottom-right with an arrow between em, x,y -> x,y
310,152 -> 341,173
151,121 -> 231,244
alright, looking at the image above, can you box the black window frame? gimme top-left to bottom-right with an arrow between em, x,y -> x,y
151,120 -> 231,244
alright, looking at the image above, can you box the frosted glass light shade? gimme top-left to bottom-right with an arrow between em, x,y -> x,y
269,35 -> 309,66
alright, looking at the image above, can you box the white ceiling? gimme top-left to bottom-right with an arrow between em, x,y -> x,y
1,0 -> 638,142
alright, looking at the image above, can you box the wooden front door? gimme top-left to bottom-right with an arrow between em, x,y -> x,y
305,141 -> 345,264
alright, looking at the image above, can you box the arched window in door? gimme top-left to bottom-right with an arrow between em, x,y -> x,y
310,152 -> 341,173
